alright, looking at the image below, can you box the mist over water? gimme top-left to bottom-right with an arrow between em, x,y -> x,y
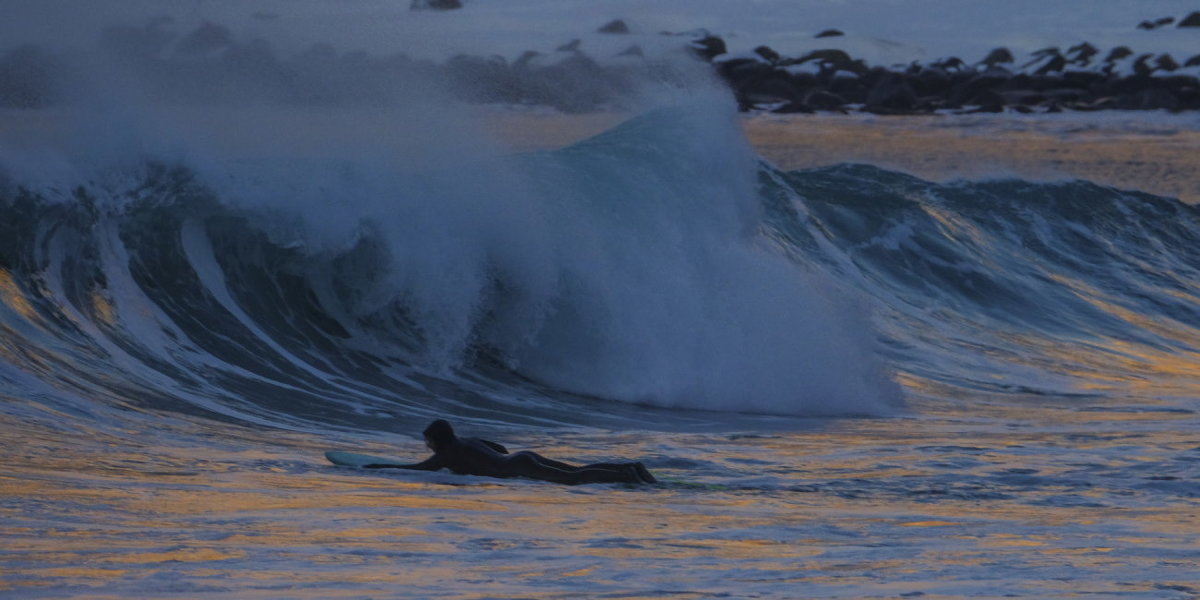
0,3 -> 903,422
7,8 -> 1200,600
6,1 -> 1198,428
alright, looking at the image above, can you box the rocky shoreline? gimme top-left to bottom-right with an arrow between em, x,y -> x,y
699,35 -> 1200,115
2,15 -> 1199,115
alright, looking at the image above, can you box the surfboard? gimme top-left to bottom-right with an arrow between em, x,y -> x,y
327,450 -> 685,488
325,450 -> 406,467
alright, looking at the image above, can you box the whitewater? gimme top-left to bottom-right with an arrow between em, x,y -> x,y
4,2 -> 1200,599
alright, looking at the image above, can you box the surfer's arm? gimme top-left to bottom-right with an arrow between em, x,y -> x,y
363,455 -> 443,471
481,439 -> 509,454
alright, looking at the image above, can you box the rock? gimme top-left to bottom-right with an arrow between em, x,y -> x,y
910,67 -> 951,97
815,29 -> 844,38
718,57 -> 774,81
753,45 -> 781,64
1156,54 -> 1180,72
1139,17 -> 1176,30
978,47 -> 1014,68
803,89 -> 848,110
785,49 -> 867,76
772,100 -> 814,114
1068,96 -> 1116,111
1133,54 -> 1155,77
1001,89 -> 1046,106
1021,47 -> 1060,69
1106,46 -> 1134,62
741,70 -> 801,105
689,35 -> 727,61
598,19 -> 629,34
949,74 -> 1005,107
556,39 -> 581,53
1034,54 -> 1067,75
789,49 -> 853,66
865,73 -> 917,113
1061,70 -> 1105,89
1117,88 -> 1181,110
1041,87 -> 1087,104
829,72 -> 871,103
1187,54 -> 1200,67
965,98 -> 1005,113
410,0 -> 462,10
1066,42 -> 1098,66
718,58 -> 780,107
931,57 -> 966,71
1178,11 -> 1200,27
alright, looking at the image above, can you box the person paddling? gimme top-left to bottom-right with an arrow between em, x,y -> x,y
364,419 -> 656,485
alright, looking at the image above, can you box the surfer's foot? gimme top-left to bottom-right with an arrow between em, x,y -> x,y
634,461 -> 657,484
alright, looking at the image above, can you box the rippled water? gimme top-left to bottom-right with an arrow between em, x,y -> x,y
3,104 -> 1200,598
4,391 -> 1199,599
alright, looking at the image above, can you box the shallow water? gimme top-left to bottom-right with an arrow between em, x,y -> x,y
4,390 -> 1199,599
4,99 -> 1200,598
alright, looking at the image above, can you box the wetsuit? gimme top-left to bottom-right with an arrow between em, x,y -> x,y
364,420 -> 655,485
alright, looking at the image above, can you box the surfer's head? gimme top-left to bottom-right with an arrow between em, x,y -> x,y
423,419 -> 456,451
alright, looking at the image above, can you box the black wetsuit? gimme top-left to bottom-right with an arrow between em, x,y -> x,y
364,434 -> 655,485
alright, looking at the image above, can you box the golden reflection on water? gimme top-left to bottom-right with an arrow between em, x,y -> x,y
90,288 -> 116,328
0,268 -> 36,321
2,407 -> 1199,599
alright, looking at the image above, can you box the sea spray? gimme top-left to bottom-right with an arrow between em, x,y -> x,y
2,13 -> 905,421
197,101 -> 902,415
477,105 -> 901,413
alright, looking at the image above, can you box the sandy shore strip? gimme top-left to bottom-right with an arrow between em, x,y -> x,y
486,110 -> 1200,204
3,107 -> 1198,204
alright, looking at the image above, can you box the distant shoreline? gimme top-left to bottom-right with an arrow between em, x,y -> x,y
484,109 -> 1200,204
4,18 -> 1200,116
3,106 -> 1197,204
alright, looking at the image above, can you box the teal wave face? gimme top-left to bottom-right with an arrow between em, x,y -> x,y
4,108 -> 1199,432
763,163 -> 1200,397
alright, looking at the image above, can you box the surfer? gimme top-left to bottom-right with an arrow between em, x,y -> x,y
364,419 -> 657,485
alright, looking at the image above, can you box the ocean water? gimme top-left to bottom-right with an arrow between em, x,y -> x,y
3,100 -> 1200,598
4,2 -> 1200,596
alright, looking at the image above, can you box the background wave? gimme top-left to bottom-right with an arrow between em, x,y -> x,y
4,105 -> 1200,435
1,105 -> 902,433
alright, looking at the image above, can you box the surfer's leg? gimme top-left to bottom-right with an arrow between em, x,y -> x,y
566,464 -> 645,484
633,462 -> 657,484
520,451 -> 579,471
507,452 -> 654,485
573,461 -> 656,484
506,452 -> 578,484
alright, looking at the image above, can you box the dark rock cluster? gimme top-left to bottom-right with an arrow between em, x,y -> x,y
2,16 -> 1199,115
699,39 -> 1200,114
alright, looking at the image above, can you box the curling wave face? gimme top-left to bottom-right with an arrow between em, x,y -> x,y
3,105 -> 1197,434
761,163 -> 1200,398
0,105 -> 898,432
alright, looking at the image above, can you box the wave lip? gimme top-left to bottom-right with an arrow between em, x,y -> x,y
772,163 -> 1200,399
9,104 -> 1200,427
0,104 -> 903,426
